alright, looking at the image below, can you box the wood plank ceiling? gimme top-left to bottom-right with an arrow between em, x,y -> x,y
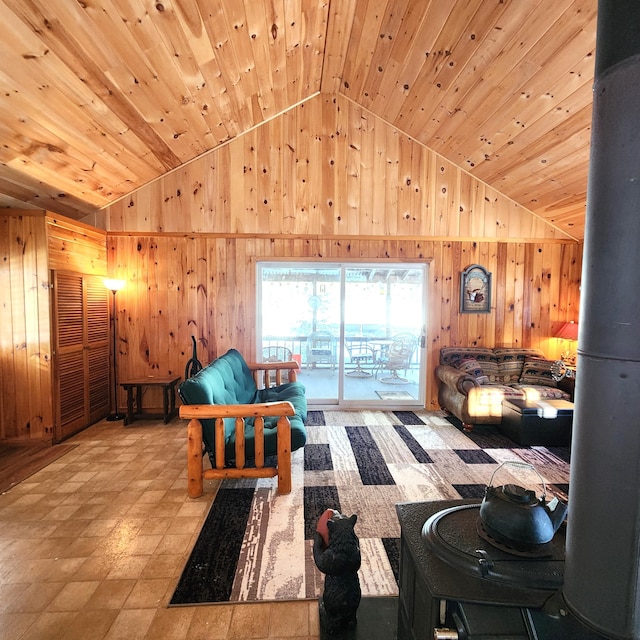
0,0 -> 596,239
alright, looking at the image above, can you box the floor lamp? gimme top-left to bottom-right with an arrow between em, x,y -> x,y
104,278 -> 126,421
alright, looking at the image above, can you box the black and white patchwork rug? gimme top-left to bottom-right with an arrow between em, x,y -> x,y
170,410 -> 570,606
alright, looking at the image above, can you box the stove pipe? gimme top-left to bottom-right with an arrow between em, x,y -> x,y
563,1 -> 640,638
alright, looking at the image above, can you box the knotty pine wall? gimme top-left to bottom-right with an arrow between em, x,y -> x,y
105,93 -> 582,411
107,235 -> 581,411
0,211 -> 107,442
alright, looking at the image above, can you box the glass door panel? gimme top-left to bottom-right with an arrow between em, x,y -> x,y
257,262 -> 426,407
258,264 -> 341,404
343,266 -> 425,404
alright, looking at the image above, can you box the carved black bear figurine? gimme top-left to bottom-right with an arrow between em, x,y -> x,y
313,510 -> 362,636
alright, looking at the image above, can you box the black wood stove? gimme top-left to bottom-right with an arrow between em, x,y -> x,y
396,500 -> 607,640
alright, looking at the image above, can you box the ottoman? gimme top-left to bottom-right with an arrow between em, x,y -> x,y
501,398 -> 574,446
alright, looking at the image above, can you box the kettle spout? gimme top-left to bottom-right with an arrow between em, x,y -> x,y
544,496 -> 568,532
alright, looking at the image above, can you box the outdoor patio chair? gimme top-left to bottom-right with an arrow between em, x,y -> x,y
345,341 -> 376,377
375,333 -> 418,383
306,330 -> 336,369
263,346 -> 293,363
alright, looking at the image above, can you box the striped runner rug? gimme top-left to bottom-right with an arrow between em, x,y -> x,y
170,410 -> 570,605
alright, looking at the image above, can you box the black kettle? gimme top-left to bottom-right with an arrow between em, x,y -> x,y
479,461 -> 568,552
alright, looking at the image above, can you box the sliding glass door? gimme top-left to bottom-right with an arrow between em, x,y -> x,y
257,262 -> 427,407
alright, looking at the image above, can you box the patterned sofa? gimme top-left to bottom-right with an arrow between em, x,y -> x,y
435,347 -> 570,428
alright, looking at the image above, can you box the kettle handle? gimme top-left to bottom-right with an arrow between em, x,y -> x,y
487,461 -> 547,501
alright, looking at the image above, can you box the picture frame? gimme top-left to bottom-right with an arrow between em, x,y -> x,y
460,264 -> 491,313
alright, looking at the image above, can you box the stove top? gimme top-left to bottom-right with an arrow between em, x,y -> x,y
421,503 -> 565,591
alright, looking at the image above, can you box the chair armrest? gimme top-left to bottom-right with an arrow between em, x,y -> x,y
179,401 -> 295,420
179,401 -> 295,498
247,361 -> 300,385
435,364 -> 480,395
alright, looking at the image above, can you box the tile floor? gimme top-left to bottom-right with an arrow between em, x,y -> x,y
0,418 -> 320,639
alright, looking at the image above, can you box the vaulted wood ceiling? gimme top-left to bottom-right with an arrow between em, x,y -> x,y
0,0 -> 596,239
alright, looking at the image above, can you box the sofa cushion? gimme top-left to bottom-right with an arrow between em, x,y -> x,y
439,347 -> 499,381
518,359 -> 558,386
511,384 -> 569,400
493,348 -> 545,383
439,347 -> 495,366
455,358 -> 489,385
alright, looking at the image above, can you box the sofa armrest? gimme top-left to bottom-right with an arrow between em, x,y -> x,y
435,364 -> 480,395
247,361 -> 300,386
179,401 -> 295,497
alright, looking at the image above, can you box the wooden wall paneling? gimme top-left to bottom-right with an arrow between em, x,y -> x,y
105,234 -> 582,413
46,214 -> 107,275
407,144 -> 425,237
243,130 -> 259,234
15,217 -> 41,440
118,238 -> 139,389
458,172 -> 473,238
321,98 -> 337,235
213,237 -> 227,353
346,102 -> 362,235
105,94 -> 572,242
468,179 -> 487,239
228,140 -> 246,233
396,133 -> 414,236
434,160 -> 455,237
2,215 -> 52,441
157,237 -> 171,372
522,244 -> 537,348
480,242 -> 497,342
513,243 -> 527,346
308,97 -> 324,233
257,122 -> 273,224
35,218 -> 54,438
1,216 -> 20,438
22,216 -> 46,440
383,123 -> 400,237
332,97 -> 348,235
533,243 -> 549,348
295,103 -> 311,235
143,237 -> 159,373
460,240 -> 478,343
1,211 -> 110,443
235,238 -> 251,357
214,147 -> 231,234
359,110 -> 376,234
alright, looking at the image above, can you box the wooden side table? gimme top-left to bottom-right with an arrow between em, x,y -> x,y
119,376 -> 181,425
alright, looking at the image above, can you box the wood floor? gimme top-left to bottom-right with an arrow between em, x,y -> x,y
0,442 -> 77,494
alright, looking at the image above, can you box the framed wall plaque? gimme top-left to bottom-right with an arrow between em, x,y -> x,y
460,264 -> 491,313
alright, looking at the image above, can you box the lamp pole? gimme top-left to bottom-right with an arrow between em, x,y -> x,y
104,279 -> 125,421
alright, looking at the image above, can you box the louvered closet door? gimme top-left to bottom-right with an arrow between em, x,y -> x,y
53,272 -> 110,441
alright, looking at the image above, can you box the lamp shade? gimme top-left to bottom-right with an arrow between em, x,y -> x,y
555,321 -> 578,341
104,278 -> 125,292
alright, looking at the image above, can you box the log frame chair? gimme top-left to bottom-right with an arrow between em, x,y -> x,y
179,360 -> 301,497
